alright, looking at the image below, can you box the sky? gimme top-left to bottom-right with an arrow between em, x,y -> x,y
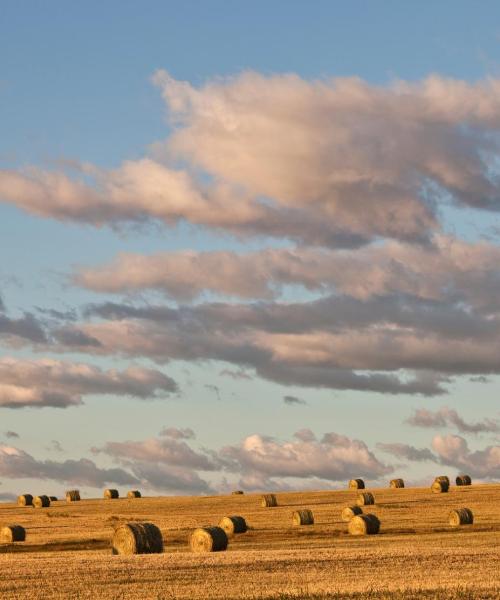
0,1 -> 500,500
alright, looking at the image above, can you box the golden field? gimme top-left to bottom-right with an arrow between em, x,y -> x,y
0,483 -> 499,599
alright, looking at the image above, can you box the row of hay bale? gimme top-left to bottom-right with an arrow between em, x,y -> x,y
18,489 -> 142,506
348,474 -> 472,491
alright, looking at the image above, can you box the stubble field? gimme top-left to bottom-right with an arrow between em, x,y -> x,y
0,483 -> 499,599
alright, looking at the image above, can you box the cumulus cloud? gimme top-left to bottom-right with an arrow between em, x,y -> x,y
220,431 -> 392,484
284,395 -> 307,406
4,431 -> 19,439
432,434 -> 500,479
4,73 -> 500,247
407,407 -> 500,434
0,357 -> 178,409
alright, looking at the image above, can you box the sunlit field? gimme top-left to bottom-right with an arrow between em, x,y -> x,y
0,483 -> 498,599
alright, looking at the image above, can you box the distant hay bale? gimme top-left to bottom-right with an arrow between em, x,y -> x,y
356,492 -> 375,506
341,506 -> 363,522
261,494 -> 277,507
348,478 -> 365,490
189,526 -> 228,552
127,490 -> 141,499
0,525 -> 26,543
34,495 -> 50,508
112,522 -> 163,555
348,514 -> 380,535
449,508 -> 474,526
49,496 -> 58,502
66,490 -> 80,502
390,478 -> 405,488
292,509 -> 314,526
434,476 -> 450,486
431,479 -> 449,493
104,489 -> 119,499
456,475 -> 472,486
231,490 -> 244,495
218,516 -> 248,536
17,494 -> 33,507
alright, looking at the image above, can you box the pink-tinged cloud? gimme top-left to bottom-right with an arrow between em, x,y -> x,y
0,357 -> 178,409
407,407 -> 499,434
432,434 -> 500,479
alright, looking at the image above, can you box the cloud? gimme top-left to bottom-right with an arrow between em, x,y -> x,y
0,445 -> 139,487
220,431 -> 392,484
407,407 -> 500,434
432,434 -> 500,479
0,313 -> 46,343
283,395 -> 307,406
0,357 -> 178,409
377,442 -> 436,462
46,440 -> 64,453
4,431 -> 19,439
5,73 -> 500,247
159,427 -> 195,440
219,368 -> 253,380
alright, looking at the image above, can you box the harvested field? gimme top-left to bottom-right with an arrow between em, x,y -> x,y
0,484 -> 498,599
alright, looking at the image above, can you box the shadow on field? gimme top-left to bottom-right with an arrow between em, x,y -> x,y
0,538 -> 109,553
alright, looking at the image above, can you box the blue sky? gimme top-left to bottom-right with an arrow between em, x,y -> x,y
0,2 -> 499,498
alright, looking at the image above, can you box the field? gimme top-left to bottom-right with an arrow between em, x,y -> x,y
0,484 -> 499,599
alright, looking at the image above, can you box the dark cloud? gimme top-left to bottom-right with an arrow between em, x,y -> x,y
4,431 -> 19,439
376,442 -> 437,462
283,395 -> 307,406
159,427 -> 195,440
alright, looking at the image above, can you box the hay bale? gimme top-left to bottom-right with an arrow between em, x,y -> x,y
189,526 -> 228,552
17,494 -> 33,507
435,475 -> 450,486
292,509 -> 314,526
390,478 -> 405,488
104,489 -> 119,499
341,506 -> 363,522
0,525 -> 26,543
112,522 -> 163,555
34,495 -> 50,508
231,490 -> 244,495
127,490 -> 141,499
449,508 -> 474,527
348,478 -> 365,490
261,493 -> 277,507
218,516 -> 247,536
356,492 -> 375,506
431,479 -> 449,493
66,490 -> 80,502
456,475 -> 472,486
348,514 -> 380,535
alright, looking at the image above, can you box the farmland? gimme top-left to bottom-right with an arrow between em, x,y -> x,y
0,483 -> 498,599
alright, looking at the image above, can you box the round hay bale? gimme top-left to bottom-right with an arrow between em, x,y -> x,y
261,493 -> 277,507
292,509 -> 314,526
449,508 -> 474,527
341,506 -> 363,522
434,475 -> 450,486
431,479 -> 449,493
34,495 -> 50,508
65,490 -> 80,502
231,490 -> 244,495
127,490 -> 141,499
0,525 -> 26,543
348,514 -> 380,535
356,492 -> 375,506
112,522 -> 163,555
218,516 -> 247,536
348,478 -> 365,490
189,526 -> 228,552
49,496 -> 58,502
17,494 -> 33,507
456,475 -> 472,486
389,478 -> 405,488
104,489 -> 119,499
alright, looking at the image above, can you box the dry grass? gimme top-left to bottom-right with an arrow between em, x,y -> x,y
0,484 -> 498,598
